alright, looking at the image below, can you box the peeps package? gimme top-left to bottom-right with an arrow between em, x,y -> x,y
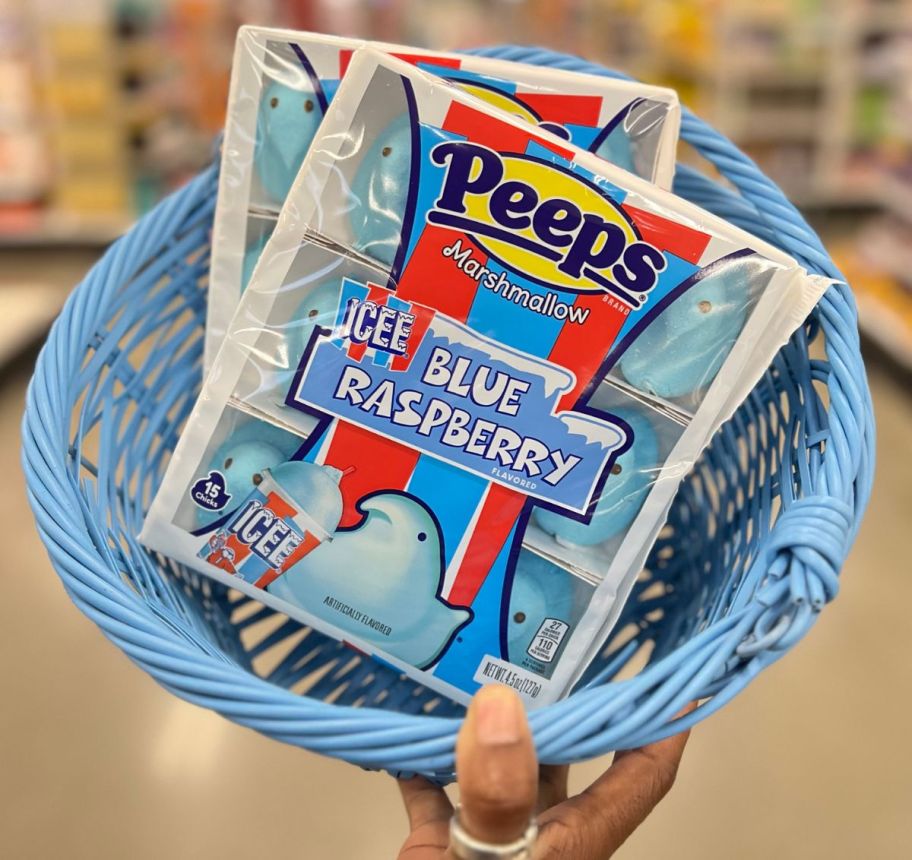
143,50 -> 827,708
205,25 -> 681,369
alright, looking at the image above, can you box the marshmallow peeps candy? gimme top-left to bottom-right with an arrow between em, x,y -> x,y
268,460 -> 344,535
269,491 -> 470,669
240,225 -> 275,294
619,265 -> 748,400
193,419 -> 305,527
349,114 -> 411,267
286,277 -> 344,367
195,439 -> 286,527
254,80 -> 324,204
533,407 -> 659,546
507,551 -> 583,664
237,418 -> 304,460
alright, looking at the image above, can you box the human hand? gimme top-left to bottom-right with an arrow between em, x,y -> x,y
397,685 -> 693,859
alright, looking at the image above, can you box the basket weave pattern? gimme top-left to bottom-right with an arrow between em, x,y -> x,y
22,47 -> 875,780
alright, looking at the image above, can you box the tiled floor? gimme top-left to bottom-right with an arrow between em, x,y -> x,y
3,340 -> 910,858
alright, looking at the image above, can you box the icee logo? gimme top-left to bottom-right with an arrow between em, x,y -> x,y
338,295 -> 415,357
427,141 -> 666,308
228,500 -> 304,570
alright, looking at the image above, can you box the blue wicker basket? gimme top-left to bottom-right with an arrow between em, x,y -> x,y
21,47 -> 875,780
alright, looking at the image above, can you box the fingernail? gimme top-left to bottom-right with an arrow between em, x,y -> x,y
474,686 -> 523,746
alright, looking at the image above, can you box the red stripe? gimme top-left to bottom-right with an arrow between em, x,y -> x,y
622,204 -> 710,264
339,49 -> 461,78
448,485 -> 526,606
391,51 -> 461,69
322,423 -> 420,527
366,283 -> 392,303
254,530 -> 323,588
443,101 -> 542,154
347,340 -> 368,362
396,225 -> 481,322
534,136 -> 577,160
266,491 -> 294,519
519,92 -> 602,126
548,294 -> 629,408
225,533 -> 251,565
391,302 -> 435,372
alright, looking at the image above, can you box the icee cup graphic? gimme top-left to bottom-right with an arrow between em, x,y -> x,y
199,460 -> 344,589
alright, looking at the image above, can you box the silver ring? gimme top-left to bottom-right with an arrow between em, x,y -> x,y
449,806 -> 538,859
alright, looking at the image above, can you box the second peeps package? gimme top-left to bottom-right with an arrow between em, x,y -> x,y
205,26 -> 681,369
143,50 -> 827,708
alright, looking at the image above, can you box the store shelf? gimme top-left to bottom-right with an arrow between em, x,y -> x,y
857,292 -> 912,371
736,109 -> 821,142
0,213 -> 131,249
0,283 -> 65,367
858,227 -> 912,283
857,6 -> 912,34
837,238 -> 912,371
796,180 -> 882,208
882,177 -> 912,223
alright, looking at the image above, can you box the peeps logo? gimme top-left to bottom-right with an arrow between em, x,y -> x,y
287,283 -> 630,515
426,142 -> 666,308
227,499 -> 304,570
190,470 -> 231,512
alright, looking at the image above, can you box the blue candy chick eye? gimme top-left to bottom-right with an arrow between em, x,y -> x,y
285,277 -> 344,366
618,265 -> 748,401
254,81 -> 324,205
533,407 -> 659,547
349,114 -> 412,267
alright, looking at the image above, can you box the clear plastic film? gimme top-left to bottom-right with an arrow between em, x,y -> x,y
206,26 -> 682,369
143,48 -> 828,707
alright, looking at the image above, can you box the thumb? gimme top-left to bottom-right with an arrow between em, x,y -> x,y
453,685 -> 538,847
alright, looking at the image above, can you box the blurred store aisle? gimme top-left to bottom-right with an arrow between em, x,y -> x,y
2,345 -> 909,859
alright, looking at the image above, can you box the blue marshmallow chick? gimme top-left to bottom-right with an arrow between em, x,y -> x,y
193,421 -> 305,528
269,492 -> 470,669
507,551 -> 586,664
195,439 -> 285,528
285,278 -> 344,368
618,265 -> 748,401
533,407 -> 659,547
240,225 -> 275,294
254,80 -> 324,205
349,114 -> 412,267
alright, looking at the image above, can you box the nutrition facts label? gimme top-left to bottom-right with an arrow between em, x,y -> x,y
527,619 -> 569,663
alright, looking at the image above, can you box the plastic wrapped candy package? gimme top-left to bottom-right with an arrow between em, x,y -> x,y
240,214 -> 278,294
206,25 -> 681,369
143,49 -> 829,707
